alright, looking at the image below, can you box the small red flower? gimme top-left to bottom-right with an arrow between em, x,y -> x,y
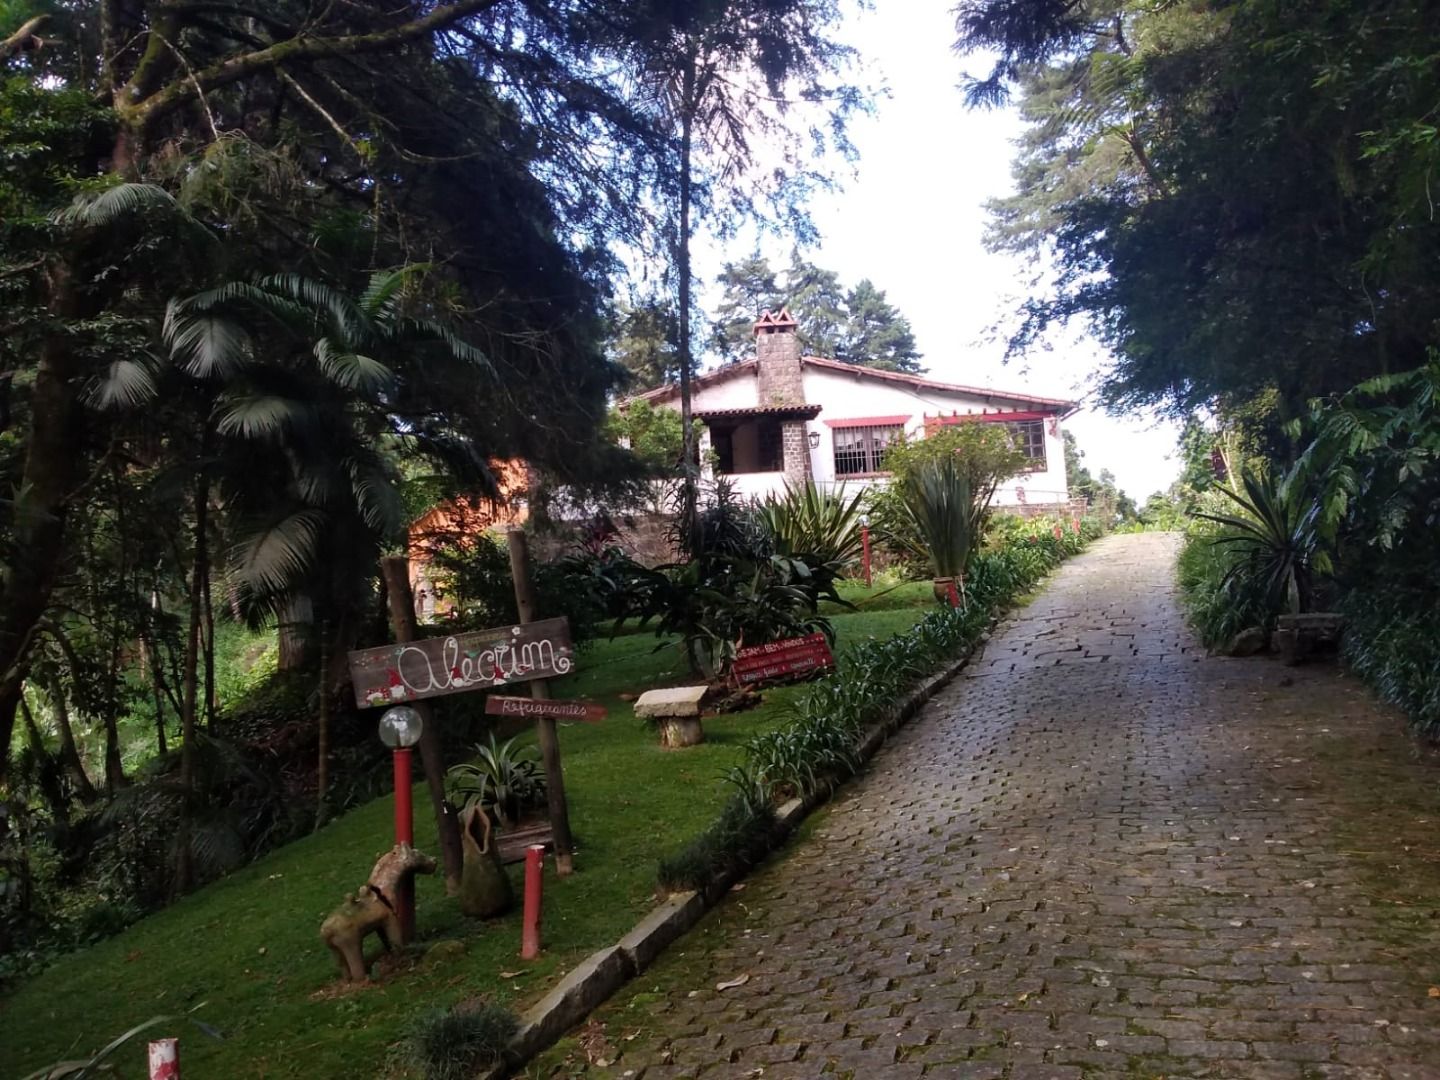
1053,524 -> 1063,540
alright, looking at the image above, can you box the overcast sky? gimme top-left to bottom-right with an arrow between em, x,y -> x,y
691,1 -> 1184,502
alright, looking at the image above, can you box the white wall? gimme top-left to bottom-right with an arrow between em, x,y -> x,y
799,367 -> 1071,507
659,363 -> 1073,508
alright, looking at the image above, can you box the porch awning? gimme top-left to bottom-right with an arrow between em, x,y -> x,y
695,404 -> 823,422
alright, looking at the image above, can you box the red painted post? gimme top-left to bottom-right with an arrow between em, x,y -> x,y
860,524 -> 872,588
148,1038 -> 180,1080
393,747 -> 416,942
393,747 -> 414,846
521,844 -> 545,959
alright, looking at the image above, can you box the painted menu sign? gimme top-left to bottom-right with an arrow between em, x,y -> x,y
347,617 -> 574,707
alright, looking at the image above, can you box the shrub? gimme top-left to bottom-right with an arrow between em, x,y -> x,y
632,480 -> 838,678
405,1002 -> 518,1080
1176,524 -> 1275,648
756,481 -> 864,568
1340,580 -> 1440,737
656,768 -> 777,892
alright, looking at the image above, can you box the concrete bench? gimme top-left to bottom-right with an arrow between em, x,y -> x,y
1272,613 -> 1344,665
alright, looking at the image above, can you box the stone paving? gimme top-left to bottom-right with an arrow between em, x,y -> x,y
531,534 -> 1440,1080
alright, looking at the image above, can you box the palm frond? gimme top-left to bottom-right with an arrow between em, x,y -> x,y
84,357 -> 159,410
253,273 -> 369,345
313,338 -> 393,392
215,395 -> 308,439
358,264 -> 432,318
52,182 -> 179,228
227,508 -> 326,594
389,316 -> 491,370
164,300 -> 252,378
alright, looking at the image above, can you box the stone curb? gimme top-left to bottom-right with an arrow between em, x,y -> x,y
489,620 -> 999,1078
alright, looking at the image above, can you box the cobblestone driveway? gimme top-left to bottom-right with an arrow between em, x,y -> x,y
533,534 -> 1440,1080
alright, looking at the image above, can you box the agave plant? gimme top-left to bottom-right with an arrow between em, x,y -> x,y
894,456 -> 984,592
756,482 -> 865,567
1193,464 -> 1329,616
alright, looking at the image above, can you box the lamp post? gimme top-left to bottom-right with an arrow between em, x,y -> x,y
378,705 -> 423,940
859,514 -> 872,588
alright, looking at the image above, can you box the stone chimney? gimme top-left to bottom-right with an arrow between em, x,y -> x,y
754,308 -> 805,406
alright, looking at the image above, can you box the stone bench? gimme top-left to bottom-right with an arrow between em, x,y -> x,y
1273,612 -> 1344,665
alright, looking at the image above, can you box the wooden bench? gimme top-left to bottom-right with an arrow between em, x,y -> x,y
1273,613 -> 1344,665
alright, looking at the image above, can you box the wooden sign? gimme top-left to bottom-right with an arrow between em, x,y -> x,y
348,617 -> 574,708
733,632 -> 835,686
486,696 -> 606,723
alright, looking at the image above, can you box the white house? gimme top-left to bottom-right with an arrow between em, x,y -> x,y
629,309 -> 1079,510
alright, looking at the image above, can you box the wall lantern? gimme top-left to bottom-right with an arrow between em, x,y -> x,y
807,430 -> 820,449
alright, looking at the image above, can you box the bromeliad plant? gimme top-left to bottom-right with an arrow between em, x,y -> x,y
445,735 -> 546,828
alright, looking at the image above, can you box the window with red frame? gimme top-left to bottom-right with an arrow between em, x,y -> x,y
833,424 -> 902,476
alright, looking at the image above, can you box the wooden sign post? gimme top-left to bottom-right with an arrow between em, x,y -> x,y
506,528 -> 575,876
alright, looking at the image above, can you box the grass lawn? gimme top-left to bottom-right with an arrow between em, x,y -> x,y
0,596 -> 934,1079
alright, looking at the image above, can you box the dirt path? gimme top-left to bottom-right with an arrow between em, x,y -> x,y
529,534 -> 1440,1080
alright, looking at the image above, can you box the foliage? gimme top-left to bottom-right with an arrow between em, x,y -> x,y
655,768 -> 777,893
604,400 -> 701,475
710,252 -> 922,371
404,1001 -> 517,1080
1192,465 -> 1330,617
631,481 -> 839,678
755,481 -> 865,568
1175,521 -> 1276,650
866,424 -> 1027,576
445,736 -> 546,829
420,533 -> 611,647
1340,584 -> 1440,738
894,457 -> 981,581
1,601 -> 939,1077
1062,430 -> 1135,521
960,0 -> 1440,434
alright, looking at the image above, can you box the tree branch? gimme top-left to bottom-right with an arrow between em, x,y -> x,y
125,0 -> 506,129
1,14 -> 48,60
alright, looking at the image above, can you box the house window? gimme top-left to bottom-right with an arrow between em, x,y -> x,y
1007,419 -> 1047,469
833,424 -> 902,476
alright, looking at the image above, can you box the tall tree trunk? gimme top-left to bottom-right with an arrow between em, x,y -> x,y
175,444 -> 211,895
315,614 -> 331,830
677,65 -> 698,545
0,262 -> 85,786
277,594 -> 314,672
19,695 -> 68,823
46,676 -> 97,804
380,556 -> 463,893
202,565 -> 217,732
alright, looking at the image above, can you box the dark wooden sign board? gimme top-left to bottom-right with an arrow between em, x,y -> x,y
486,696 -> 606,723
733,632 -> 835,686
347,617 -> 574,709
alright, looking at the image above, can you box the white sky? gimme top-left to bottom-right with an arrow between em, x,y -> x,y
691,1 -> 1183,502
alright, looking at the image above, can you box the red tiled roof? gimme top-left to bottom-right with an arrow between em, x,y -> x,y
696,404 -> 823,420
620,356 -> 1078,417
800,356 -> 1078,414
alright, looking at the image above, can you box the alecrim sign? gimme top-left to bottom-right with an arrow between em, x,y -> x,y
347,617 -> 575,708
